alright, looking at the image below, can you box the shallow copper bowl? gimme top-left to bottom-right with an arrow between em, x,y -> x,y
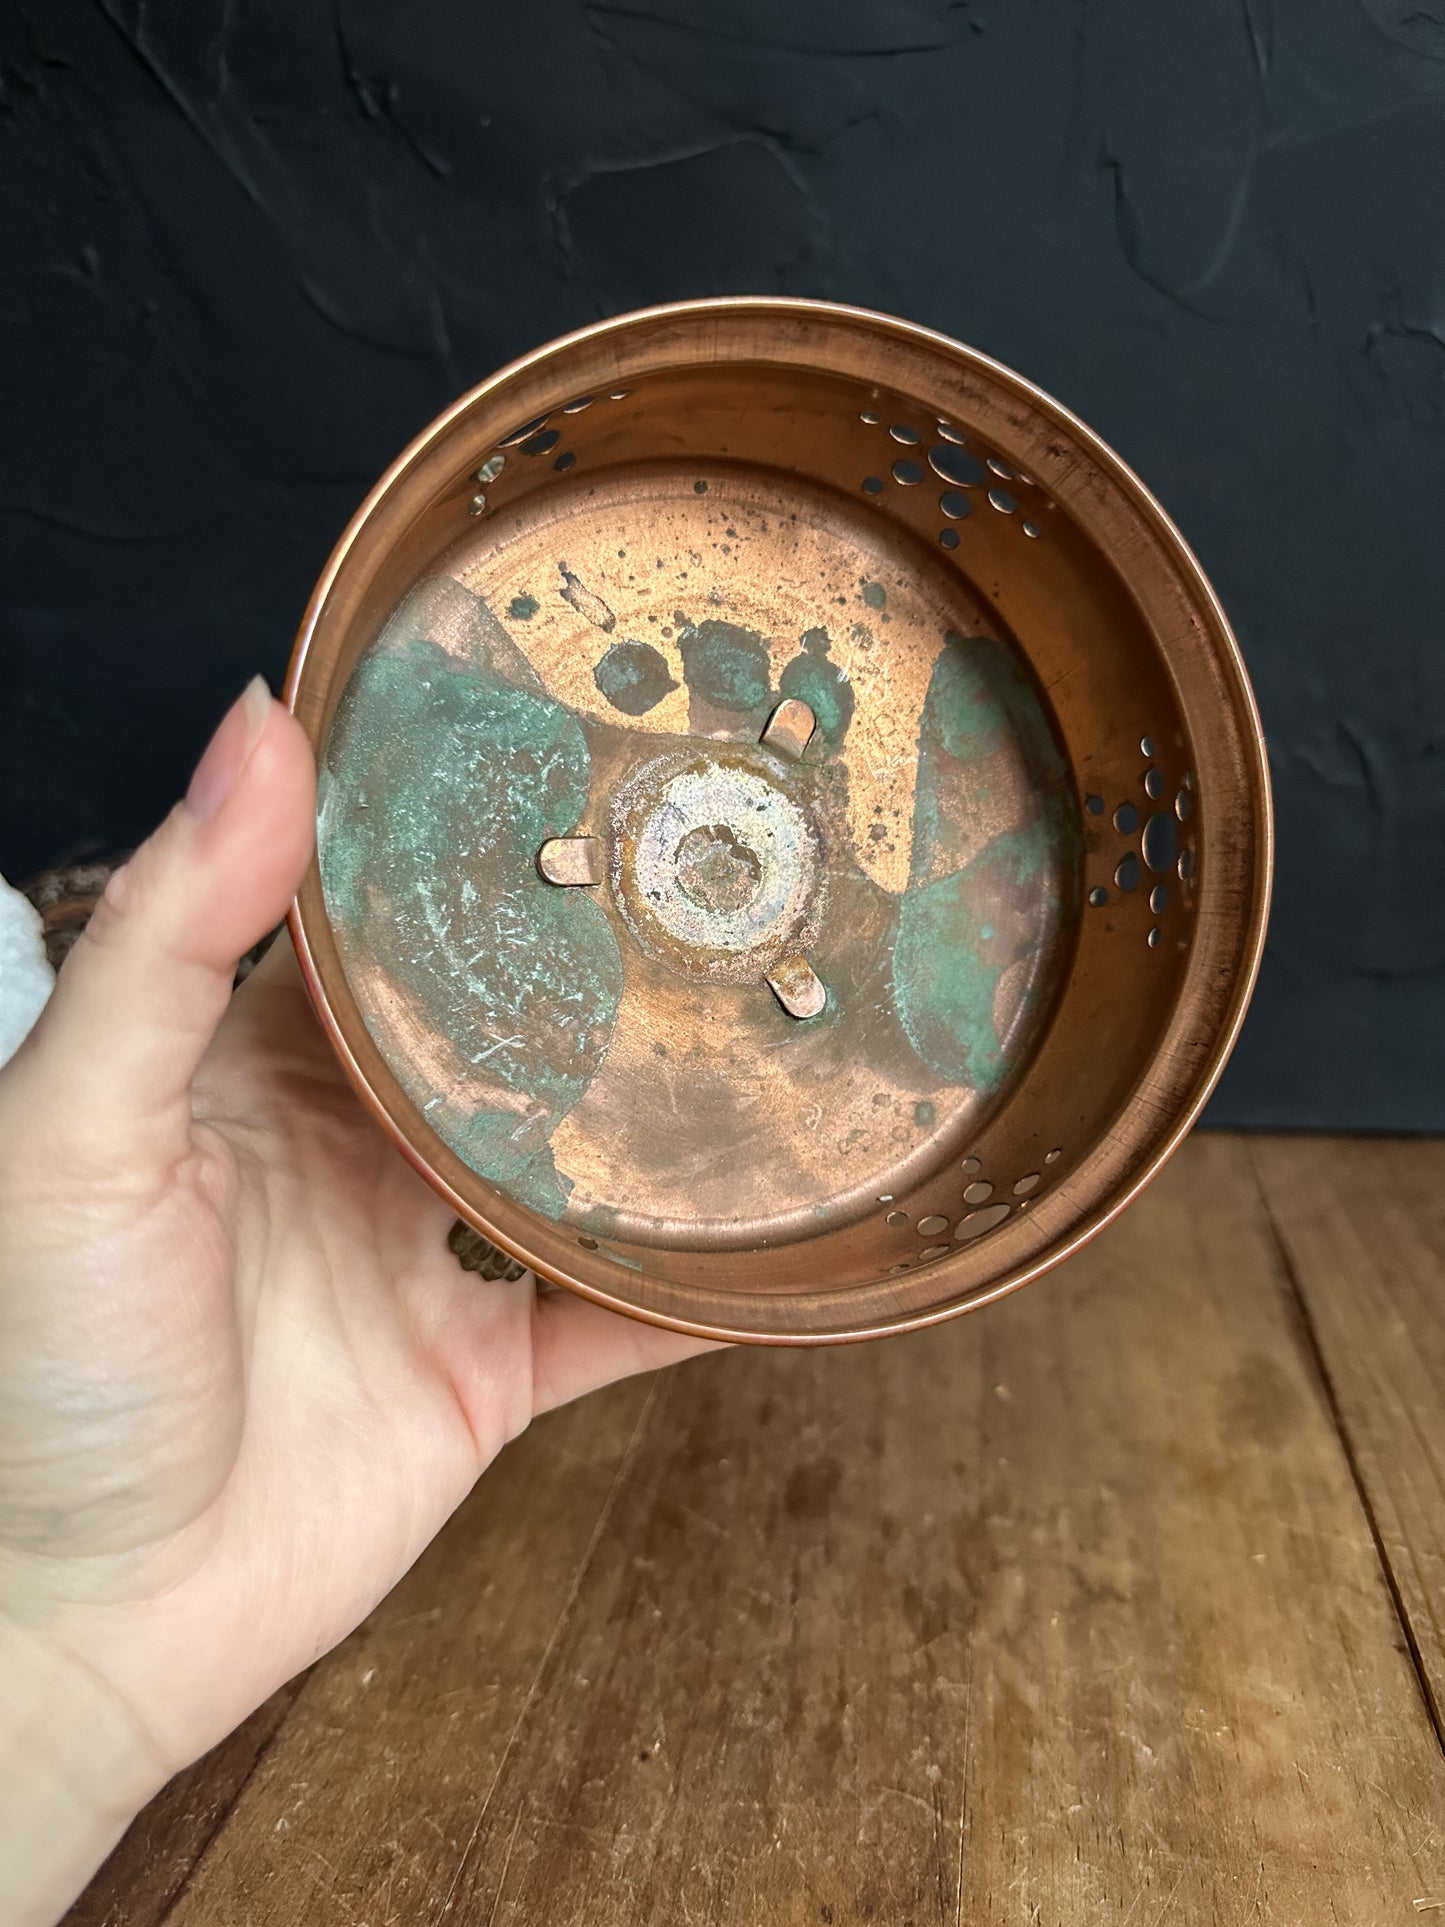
286,298 -> 1271,1345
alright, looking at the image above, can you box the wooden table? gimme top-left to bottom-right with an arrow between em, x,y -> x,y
68,1134 -> 1445,1925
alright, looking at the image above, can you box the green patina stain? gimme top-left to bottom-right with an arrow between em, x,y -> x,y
908,632 -> 1072,891
895,827 -> 1059,1092
678,617 -> 772,710
925,631 -> 1016,763
778,626 -> 854,744
893,631 -> 1080,1094
499,1142 -> 573,1219
593,638 -> 678,716
508,593 -> 539,621
319,629 -> 622,1218
861,580 -> 887,610
929,630 -> 1069,779
913,1099 -> 936,1128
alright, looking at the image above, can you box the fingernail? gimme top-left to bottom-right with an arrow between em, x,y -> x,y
185,676 -> 274,821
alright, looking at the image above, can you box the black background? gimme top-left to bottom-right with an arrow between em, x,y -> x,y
2,0 -> 1443,1127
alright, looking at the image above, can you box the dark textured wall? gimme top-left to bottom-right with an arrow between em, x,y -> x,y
2,0 -> 1443,1127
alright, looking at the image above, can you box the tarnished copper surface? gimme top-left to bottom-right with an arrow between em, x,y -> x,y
286,298 -> 1272,1344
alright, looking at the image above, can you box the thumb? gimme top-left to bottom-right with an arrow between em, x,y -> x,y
4,677 -> 316,1188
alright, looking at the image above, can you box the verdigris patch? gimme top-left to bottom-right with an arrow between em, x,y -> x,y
908,630 -> 1071,891
779,627 -> 854,745
594,638 -> 678,715
923,631 -> 1017,762
894,631 -> 1079,1094
896,827 -> 1061,1092
679,616 -> 772,711
319,629 -> 621,1217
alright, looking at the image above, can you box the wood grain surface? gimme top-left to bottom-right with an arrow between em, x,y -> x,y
1247,1135 -> 1445,1743
67,1134 -> 1445,1926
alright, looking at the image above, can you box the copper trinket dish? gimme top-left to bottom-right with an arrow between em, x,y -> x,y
286,299 -> 1272,1344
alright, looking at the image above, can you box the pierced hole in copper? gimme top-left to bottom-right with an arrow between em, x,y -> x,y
578,1235 -> 598,1249
1089,885 -> 1108,907
499,413 -> 549,447
929,443 -> 987,488
987,456 -> 1015,479
1150,884 -> 1169,914
1114,801 -> 1139,835
860,409 -> 880,424
1145,768 -> 1164,799
988,487 -> 1017,513
1141,735 -> 1156,757
1022,519 -> 1040,538
935,420 -> 967,445
889,423 -> 921,444
862,475 -> 884,495
1142,810 -> 1178,874
1084,794 -> 1105,816
963,1180 -> 994,1205
940,489 -> 972,519
892,458 -> 925,486
919,1245 -> 951,1261
956,1203 -> 1010,1241
1177,788 -> 1192,821
1116,852 -> 1142,892
886,1210 -> 910,1228
1179,847 -> 1195,881
1045,1148 -> 1062,1164
939,527 -> 960,550
1148,927 -> 1162,949
916,1215 -> 949,1237
961,1156 -> 983,1175
1013,1173 -> 1041,1196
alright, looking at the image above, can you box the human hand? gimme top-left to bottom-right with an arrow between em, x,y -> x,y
0,680 -> 712,1924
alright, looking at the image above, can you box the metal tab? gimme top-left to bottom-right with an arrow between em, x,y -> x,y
537,836 -> 603,886
760,698 -> 817,761
766,952 -> 828,1020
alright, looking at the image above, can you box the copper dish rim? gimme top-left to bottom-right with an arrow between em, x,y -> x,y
285,295 -> 1274,1347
